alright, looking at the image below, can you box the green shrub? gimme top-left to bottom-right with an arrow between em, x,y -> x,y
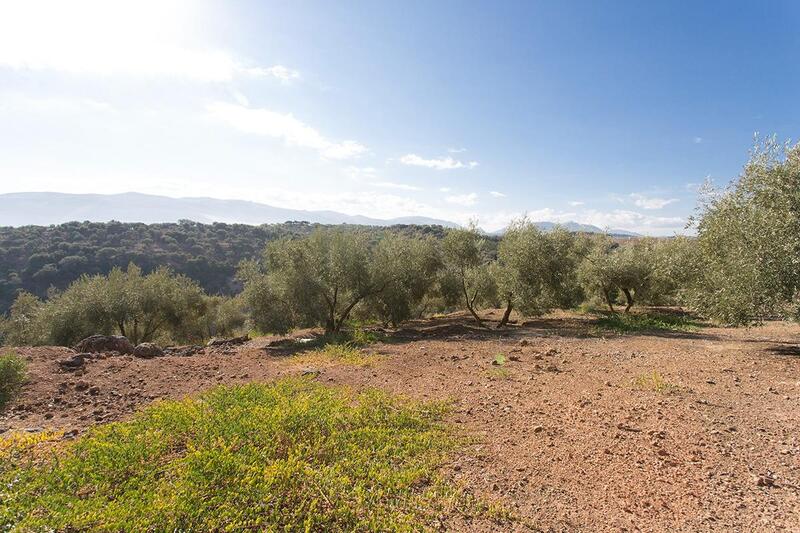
0,353 -> 26,409
3,264 -> 208,347
0,379 -> 478,531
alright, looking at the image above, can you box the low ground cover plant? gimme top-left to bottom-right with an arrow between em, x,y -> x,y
0,378 -> 495,532
593,311 -> 701,334
632,371 -> 678,394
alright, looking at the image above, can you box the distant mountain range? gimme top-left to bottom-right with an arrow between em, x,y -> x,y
488,221 -> 640,238
0,192 -> 457,228
0,192 -> 639,236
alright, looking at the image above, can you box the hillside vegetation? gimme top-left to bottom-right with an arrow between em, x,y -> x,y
1,138 -> 798,348
0,220 -> 448,315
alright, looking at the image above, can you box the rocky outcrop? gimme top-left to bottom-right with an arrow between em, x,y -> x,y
73,335 -> 134,355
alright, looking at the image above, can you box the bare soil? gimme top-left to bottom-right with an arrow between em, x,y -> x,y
3,310 -> 800,532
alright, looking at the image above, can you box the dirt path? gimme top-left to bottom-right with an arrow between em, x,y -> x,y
3,312 -> 799,531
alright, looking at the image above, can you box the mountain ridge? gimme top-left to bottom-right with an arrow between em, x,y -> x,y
0,192 -> 639,236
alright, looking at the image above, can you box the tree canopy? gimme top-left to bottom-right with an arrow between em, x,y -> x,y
690,137 -> 800,325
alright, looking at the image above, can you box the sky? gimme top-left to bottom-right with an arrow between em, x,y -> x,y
0,0 -> 798,235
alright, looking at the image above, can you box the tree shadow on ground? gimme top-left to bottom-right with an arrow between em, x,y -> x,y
259,309 -> 721,356
768,344 -> 800,357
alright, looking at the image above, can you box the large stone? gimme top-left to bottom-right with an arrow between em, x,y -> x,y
73,335 -> 133,354
132,342 -> 164,358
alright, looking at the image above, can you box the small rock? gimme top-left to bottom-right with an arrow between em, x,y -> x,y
133,342 -> 164,358
206,335 -> 250,347
756,473 -> 777,488
518,339 -> 530,346
88,386 -> 101,396
75,380 -> 90,392
533,425 -> 544,433
164,345 -> 203,357
57,353 -> 86,371
301,368 -> 322,377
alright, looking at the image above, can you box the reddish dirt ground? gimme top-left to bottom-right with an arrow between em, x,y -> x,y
3,310 -> 800,532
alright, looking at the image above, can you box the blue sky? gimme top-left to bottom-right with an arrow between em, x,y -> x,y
0,0 -> 798,234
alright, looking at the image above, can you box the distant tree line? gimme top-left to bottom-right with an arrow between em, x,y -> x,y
1,138 -> 797,347
0,220 -> 448,315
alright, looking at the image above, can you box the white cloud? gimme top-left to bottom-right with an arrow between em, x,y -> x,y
230,90 -> 250,107
207,102 -> 367,159
445,192 -> 478,206
344,166 -> 378,180
489,191 -> 506,198
629,193 -> 678,210
369,181 -> 421,191
447,147 -> 467,153
0,0 -> 282,82
248,65 -> 301,83
0,93 -> 115,115
439,187 -> 451,193
568,200 -> 585,207
693,137 -> 704,144
252,188 -> 440,221
466,207 -> 686,235
399,154 -> 478,170
578,209 -> 685,233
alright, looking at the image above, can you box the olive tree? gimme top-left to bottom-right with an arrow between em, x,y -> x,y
237,260 -> 294,335
647,237 -> 700,306
494,222 -> 586,327
440,226 -> 496,326
365,234 -> 442,326
0,291 -> 46,346
242,228 -> 421,335
578,239 -> 653,313
2,264 -> 207,346
690,137 -> 800,325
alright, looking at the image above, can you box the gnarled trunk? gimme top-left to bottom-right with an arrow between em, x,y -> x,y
461,276 -> 483,326
497,297 -> 513,329
604,290 -> 615,313
622,288 -> 634,313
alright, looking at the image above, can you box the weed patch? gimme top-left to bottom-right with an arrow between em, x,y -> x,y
632,371 -> 678,394
487,367 -> 512,380
293,342 -> 378,367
